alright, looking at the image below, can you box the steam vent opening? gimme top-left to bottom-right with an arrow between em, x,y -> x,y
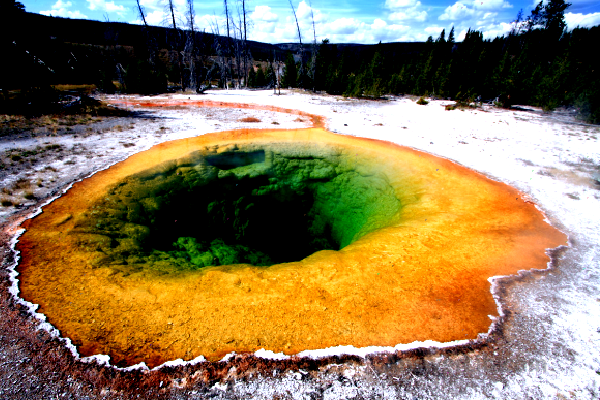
16,128 -> 567,368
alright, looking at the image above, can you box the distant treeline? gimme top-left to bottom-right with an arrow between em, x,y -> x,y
295,2 -> 599,123
1,1 -> 599,123
0,11 -> 288,94
304,25 -> 600,124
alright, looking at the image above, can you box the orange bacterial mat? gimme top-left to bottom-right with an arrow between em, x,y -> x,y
16,119 -> 566,368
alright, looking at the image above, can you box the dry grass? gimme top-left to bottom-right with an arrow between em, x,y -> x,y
239,117 -> 261,123
51,84 -> 96,92
417,96 -> 429,105
14,178 -> 31,189
1,198 -> 14,207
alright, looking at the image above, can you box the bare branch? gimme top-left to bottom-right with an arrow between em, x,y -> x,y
288,0 -> 304,87
135,0 -> 147,26
288,0 -> 303,47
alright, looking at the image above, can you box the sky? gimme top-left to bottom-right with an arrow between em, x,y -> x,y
22,0 -> 600,44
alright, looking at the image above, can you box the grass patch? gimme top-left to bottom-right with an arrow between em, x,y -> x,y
417,96 -> 429,105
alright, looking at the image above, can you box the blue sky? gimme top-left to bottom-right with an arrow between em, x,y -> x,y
22,0 -> 600,43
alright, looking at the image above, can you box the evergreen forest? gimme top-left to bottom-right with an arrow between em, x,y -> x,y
303,0 -> 600,124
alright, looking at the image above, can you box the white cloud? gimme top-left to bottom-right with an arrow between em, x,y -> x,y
389,8 -> 427,22
368,19 -> 410,41
145,9 -> 165,25
250,6 -> 280,38
372,18 -> 388,30
472,0 -> 513,10
87,0 -> 126,15
252,5 -> 278,23
386,0 -> 427,22
53,0 -> 72,9
565,12 -> 600,28
40,0 -> 88,18
385,0 -> 419,8
328,17 -> 363,34
478,21 -> 513,37
439,0 -> 511,21
247,4 -> 417,45
140,0 -> 162,10
295,1 -> 325,23
439,2 -> 480,21
424,25 -> 445,34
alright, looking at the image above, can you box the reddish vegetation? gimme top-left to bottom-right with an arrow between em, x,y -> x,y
107,99 -> 325,128
239,117 -> 261,123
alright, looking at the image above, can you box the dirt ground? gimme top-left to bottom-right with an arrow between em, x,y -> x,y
1,90 -> 599,399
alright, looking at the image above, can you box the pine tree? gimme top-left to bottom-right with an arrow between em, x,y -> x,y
256,65 -> 266,87
282,52 -> 297,88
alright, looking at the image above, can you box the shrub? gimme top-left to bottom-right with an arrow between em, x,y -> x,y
417,96 -> 429,105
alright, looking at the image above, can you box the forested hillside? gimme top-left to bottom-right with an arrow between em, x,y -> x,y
1,0 -> 598,123
306,1 -> 599,123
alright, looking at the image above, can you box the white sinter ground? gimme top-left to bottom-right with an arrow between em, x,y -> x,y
1,90 -> 599,399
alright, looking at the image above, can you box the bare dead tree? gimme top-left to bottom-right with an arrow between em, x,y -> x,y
241,0 -> 248,87
209,16 -> 227,90
223,0 -> 232,88
272,49 -> 281,95
135,0 -> 147,26
164,0 -> 185,90
166,0 -> 177,29
231,6 -> 244,88
135,0 -> 159,73
309,0 -> 317,92
288,0 -> 303,87
184,0 -> 197,90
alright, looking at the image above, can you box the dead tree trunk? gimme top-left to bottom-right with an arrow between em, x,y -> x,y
288,0 -> 303,88
136,0 -> 147,26
165,0 -> 185,90
309,0 -> 317,92
223,0 -> 232,88
209,16 -> 227,90
185,0 -> 197,90
242,0 -> 248,88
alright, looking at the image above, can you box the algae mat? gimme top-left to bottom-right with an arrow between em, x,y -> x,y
16,127 -> 566,368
